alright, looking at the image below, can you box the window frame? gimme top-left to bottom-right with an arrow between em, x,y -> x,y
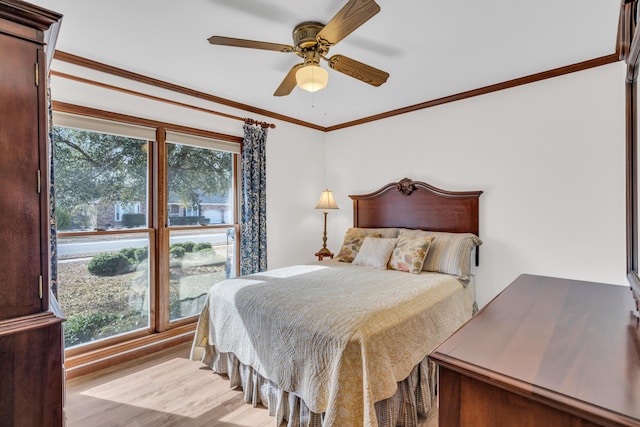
52,103 -> 242,361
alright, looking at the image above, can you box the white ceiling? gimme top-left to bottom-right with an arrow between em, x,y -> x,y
31,0 -> 621,128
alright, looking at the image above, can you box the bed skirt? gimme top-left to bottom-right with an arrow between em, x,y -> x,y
192,342 -> 437,427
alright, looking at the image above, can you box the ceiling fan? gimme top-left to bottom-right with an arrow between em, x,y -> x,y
207,0 -> 389,96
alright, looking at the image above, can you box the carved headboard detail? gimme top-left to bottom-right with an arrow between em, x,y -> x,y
396,178 -> 417,196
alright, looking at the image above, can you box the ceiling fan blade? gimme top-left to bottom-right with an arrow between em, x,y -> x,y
274,63 -> 303,96
208,36 -> 293,53
317,0 -> 381,46
328,54 -> 389,87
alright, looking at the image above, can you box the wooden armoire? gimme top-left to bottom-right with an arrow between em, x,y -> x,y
0,1 -> 64,425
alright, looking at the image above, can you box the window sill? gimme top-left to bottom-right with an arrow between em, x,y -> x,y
64,322 -> 196,380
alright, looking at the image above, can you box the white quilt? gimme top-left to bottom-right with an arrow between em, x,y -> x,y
191,261 -> 474,427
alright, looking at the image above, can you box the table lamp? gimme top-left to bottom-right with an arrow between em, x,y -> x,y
315,189 -> 339,259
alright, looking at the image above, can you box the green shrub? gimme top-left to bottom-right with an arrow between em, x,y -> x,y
134,246 -> 148,262
170,241 -> 196,253
180,241 -> 196,252
56,208 -> 71,230
122,213 -> 146,228
88,252 -> 131,276
119,247 -> 137,262
194,242 -> 212,252
168,216 -> 208,226
170,245 -> 186,258
64,312 -> 119,347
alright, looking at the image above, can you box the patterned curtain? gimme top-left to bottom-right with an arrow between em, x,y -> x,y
47,79 -> 58,297
240,123 -> 268,275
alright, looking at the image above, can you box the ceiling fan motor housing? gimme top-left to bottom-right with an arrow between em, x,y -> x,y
293,21 -> 324,50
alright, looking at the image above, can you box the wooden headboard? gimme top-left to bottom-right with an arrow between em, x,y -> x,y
350,178 -> 483,263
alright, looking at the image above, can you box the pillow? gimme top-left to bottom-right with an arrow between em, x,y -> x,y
399,229 -> 482,280
335,228 -> 383,262
388,235 -> 435,274
352,237 -> 397,269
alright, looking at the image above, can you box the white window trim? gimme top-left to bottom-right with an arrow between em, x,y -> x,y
165,130 -> 240,154
53,111 -> 156,141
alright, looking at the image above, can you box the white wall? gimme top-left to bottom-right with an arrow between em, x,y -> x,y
50,60 -> 629,308
264,121 -> 327,268
324,62 -> 627,308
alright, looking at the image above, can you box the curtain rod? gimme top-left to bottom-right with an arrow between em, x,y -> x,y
49,70 -> 276,129
244,118 -> 275,129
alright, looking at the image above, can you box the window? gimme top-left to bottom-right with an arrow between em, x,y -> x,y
164,131 -> 238,322
52,111 -> 240,349
114,202 -> 142,222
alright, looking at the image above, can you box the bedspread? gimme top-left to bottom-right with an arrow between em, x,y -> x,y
191,261 -> 473,427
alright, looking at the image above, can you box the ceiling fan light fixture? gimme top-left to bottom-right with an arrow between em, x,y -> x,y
295,64 -> 329,92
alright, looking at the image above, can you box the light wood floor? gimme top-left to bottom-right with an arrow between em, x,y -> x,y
65,342 -> 438,426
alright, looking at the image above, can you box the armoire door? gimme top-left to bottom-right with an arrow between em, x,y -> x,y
0,30 -> 44,320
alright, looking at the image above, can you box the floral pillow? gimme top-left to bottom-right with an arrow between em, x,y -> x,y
335,228 -> 383,262
388,235 -> 435,274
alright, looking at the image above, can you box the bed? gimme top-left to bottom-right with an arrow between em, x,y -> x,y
190,178 -> 483,427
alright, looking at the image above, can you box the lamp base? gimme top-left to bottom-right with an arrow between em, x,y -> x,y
315,247 -> 334,261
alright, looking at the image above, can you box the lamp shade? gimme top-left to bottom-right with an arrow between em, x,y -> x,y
315,189 -> 339,210
296,64 -> 329,92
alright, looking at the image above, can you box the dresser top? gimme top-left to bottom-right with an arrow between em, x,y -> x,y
431,274 -> 640,426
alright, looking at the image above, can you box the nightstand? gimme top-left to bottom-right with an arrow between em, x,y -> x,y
315,251 -> 334,261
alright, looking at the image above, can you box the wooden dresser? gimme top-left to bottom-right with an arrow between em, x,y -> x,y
0,1 -> 64,425
430,274 -> 640,427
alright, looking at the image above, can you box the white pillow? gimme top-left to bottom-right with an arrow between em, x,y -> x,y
352,237 -> 397,269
